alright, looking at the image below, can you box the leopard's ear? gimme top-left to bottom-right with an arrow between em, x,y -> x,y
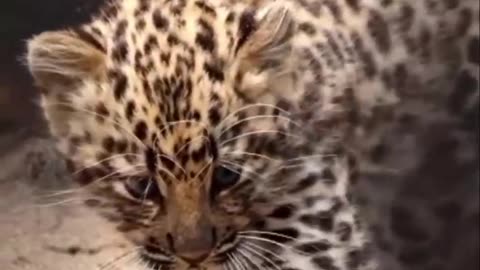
26,29 -> 106,92
26,29 -> 106,137
233,3 -> 296,101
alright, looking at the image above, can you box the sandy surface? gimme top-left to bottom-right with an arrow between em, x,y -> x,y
0,136 -> 141,270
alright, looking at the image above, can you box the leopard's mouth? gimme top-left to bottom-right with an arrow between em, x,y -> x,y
139,232 -> 241,269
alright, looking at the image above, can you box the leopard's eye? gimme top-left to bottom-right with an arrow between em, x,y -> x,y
125,177 -> 160,201
211,166 -> 241,197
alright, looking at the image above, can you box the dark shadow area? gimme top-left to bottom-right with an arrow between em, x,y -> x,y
0,0 -> 104,142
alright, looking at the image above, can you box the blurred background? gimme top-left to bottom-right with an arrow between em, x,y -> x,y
0,1 -> 478,270
0,0 -> 102,143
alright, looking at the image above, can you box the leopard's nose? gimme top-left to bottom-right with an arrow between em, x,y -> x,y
169,227 -> 217,264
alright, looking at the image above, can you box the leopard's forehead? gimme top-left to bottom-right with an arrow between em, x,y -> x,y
85,0 -> 241,88
70,0 -> 249,157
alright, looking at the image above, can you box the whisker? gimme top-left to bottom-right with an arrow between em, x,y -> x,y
30,197 -> 93,209
217,103 -> 292,130
36,164 -> 146,200
234,251 -> 251,270
224,258 -> 234,270
174,135 -> 210,156
240,243 -> 281,270
219,114 -> 302,137
283,154 -> 337,164
238,235 -> 294,254
219,160 -> 266,182
157,119 -> 206,135
239,234 -> 310,256
98,247 -> 141,270
156,153 -> 187,176
72,153 -> 143,175
240,230 -> 298,243
236,247 -> 260,270
46,102 -> 147,150
193,158 -> 214,182
228,253 -> 242,270
242,241 -> 286,265
220,130 -> 301,146
223,151 -> 277,162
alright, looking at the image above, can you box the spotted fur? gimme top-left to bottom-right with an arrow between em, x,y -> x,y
26,0 -> 478,269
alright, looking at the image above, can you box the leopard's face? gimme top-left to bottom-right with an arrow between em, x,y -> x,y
26,0 -> 302,268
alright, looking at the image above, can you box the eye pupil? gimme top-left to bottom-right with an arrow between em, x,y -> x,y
125,177 -> 160,200
211,166 -> 240,197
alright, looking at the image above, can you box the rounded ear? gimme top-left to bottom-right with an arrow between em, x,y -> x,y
26,29 -> 106,137
233,3 -> 296,101
236,3 -> 294,64
27,29 -> 106,92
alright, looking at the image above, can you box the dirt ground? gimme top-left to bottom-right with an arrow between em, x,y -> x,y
0,136 -> 145,270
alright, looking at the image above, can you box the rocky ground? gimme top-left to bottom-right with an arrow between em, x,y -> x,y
0,135 -> 143,270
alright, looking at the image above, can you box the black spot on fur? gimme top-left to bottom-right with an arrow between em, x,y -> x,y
125,101 -> 136,122
203,62 -> 224,82
345,0 -> 360,12
102,137 -> 115,153
226,12 -> 235,23
236,9 -> 256,54
111,71 -> 128,101
209,135 -> 218,159
116,140 -> 128,153
153,9 -> 169,31
112,41 -> 129,62
324,0 -> 343,24
269,204 -> 296,219
296,241 -> 332,254
136,18 -> 146,31
290,174 -> 317,193
196,18 -> 216,52
167,34 -> 180,46
299,22 -> 316,35
300,210 -> 335,232
159,155 -> 175,171
367,10 -> 391,54
144,35 -> 159,55
448,70 -> 478,113
145,147 -> 157,172
398,4 -> 415,32
208,107 -> 221,125
114,20 -> 128,39
267,228 -> 299,243
95,103 -> 109,119
347,249 -> 370,269
352,32 -> 377,78
311,256 -> 339,270
320,168 -> 336,185
191,144 -> 207,162
335,222 -> 353,242
134,121 -> 148,141
160,52 -> 171,65
74,28 -> 106,53
195,1 -> 216,16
